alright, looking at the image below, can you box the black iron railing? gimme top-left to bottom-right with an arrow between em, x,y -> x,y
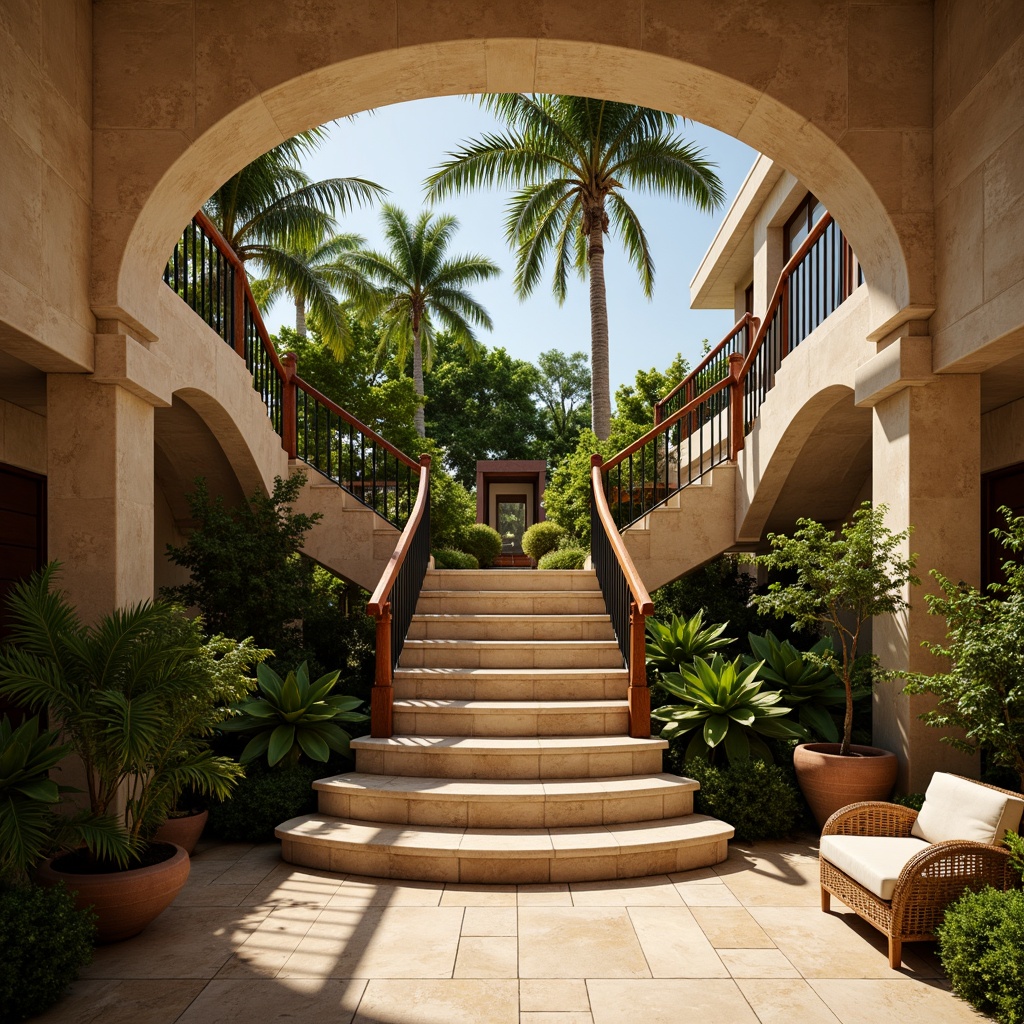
162,215 -> 237,343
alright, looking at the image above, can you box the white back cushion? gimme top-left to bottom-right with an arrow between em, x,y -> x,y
911,772 -> 1024,845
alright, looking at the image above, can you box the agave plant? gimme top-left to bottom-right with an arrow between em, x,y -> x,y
653,654 -> 807,764
221,662 -> 368,767
744,631 -> 863,744
0,715 -> 129,883
646,610 -> 735,675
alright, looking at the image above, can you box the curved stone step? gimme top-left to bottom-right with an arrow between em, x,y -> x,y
314,772 -> 696,828
399,639 -> 623,669
392,698 -> 629,737
393,667 -> 628,701
423,569 -> 599,592
276,813 -> 734,883
415,590 -> 607,615
352,735 -> 667,779
407,614 -> 614,642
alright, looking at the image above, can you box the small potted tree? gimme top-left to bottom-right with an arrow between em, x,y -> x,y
0,564 -> 265,940
747,502 -> 919,825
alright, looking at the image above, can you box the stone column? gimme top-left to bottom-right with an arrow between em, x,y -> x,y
46,374 -> 155,621
868,371 -> 980,792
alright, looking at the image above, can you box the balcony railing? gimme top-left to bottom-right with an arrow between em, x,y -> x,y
162,210 -> 423,531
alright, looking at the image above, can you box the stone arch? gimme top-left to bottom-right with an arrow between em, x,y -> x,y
92,7 -> 931,342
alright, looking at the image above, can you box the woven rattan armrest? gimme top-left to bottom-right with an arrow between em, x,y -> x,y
822,801 -> 919,839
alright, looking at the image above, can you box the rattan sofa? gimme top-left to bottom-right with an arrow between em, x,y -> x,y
819,773 -> 1024,969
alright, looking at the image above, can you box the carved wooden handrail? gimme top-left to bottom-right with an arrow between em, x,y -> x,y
366,454 -> 432,737
590,456 -> 654,738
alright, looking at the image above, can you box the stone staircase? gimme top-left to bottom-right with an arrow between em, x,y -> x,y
276,568 -> 733,883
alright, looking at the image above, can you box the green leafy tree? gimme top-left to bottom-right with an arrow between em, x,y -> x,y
904,508 -> 1024,790
426,95 -> 725,440
424,334 -> 545,486
162,474 -> 322,663
613,352 -> 691,428
534,349 -> 591,462
345,204 -> 501,436
747,502 -> 920,756
204,129 -> 385,358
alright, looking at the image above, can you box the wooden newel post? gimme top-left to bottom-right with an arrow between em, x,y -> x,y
728,351 -> 745,461
281,352 -> 298,459
628,598 -> 650,738
232,270 -> 246,358
370,602 -> 393,738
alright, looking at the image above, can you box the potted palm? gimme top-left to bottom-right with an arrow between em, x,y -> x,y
747,502 -> 919,826
0,564 -> 266,940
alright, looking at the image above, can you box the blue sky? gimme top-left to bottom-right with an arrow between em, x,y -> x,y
263,96 -> 758,394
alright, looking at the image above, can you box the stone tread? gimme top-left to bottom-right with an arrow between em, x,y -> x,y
391,699 -> 628,714
351,735 -> 668,754
277,813 -> 733,858
313,772 -> 696,801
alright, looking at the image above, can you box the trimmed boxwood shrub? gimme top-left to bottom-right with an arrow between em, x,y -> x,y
432,549 -> 479,570
0,883 -> 96,1024
675,756 -> 801,842
538,548 -> 588,570
207,759 -> 323,842
522,521 -> 565,561
460,524 -> 502,568
937,886 -> 1024,1024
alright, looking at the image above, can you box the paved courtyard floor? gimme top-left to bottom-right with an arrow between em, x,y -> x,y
38,837 -> 984,1024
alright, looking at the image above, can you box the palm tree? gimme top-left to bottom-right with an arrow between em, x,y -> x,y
426,95 -> 726,440
346,204 -> 501,436
204,129 -> 386,358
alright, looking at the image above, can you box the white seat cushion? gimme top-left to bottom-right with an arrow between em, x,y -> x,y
911,773 -> 1024,846
820,835 -> 931,900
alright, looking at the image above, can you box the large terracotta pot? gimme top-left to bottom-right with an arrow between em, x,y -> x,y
37,842 -> 190,942
793,742 -> 899,828
154,809 -> 208,855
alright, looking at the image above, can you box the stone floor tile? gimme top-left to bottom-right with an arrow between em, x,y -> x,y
689,907 -> 776,949
463,906 -> 518,935
81,906 -> 271,980
587,979 -> 760,1024
627,906 -> 729,979
329,875 -> 444,907
218,906 -> 324,978
192,842 -> 254,862
676,883 -> 742,907
735,979 -> 842,1023
519,979 -> 591,1012
174,884 -> 258,907
520,1014 -> 593,1023
568,876 -> 683,906
245,867 -> 346,908
209,846 -> 285,887
749,908 -> 940,979
718,948 -> 800,978
33,979 -> 206,1024
354,979 -> 519,1023
518,907 -> 651,978
809,979 -> 983,1024
667,867 -> 720,884
713,843 -> 823,907
175,978 -> 367,1024
454,936 -> 520,977
279,905 -> 464,979
443,883 -> 519,905
518,883 -> 573,906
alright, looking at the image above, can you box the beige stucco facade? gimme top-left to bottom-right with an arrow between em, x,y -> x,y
1,0 -> 1023,787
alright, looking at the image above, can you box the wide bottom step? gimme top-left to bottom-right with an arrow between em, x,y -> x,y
276,814 -> 734,884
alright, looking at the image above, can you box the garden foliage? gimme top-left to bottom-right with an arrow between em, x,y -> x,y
538,548 -> 588,570
460,524 -> 503,568
521,521 -> 565,561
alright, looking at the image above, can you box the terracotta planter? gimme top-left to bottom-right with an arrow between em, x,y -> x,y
154,809 -> 208,855
37,842 -> 190,942
793,742 -> 899,828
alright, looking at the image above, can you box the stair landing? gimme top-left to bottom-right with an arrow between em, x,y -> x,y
277,568 -> 733,882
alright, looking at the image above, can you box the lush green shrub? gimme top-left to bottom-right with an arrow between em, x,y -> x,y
538,547 -> 588,570
460,524 -> 503,568
432,549 -> 479,569
675,757 -> 801,842
207,759 -> 327,842
892,792 -> 926,811
937,886 -> 1024,1024
0,883 -> 96,1024
521,521 -> 565,561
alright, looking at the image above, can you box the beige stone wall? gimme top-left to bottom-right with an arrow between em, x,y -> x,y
0,397 -> 45,475
981,398 -> 1024,474
932,0 -> 1024,374
0,1 -> 93,372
